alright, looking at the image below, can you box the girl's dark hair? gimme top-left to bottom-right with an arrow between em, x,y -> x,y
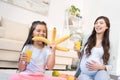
22,21 -> 47,50
85,16 -> 110,64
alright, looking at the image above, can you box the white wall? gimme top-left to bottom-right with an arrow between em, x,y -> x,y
0,0 -> 82,33
117,32 -> 120,74
82,0 -> 120,75
0,1 -> 47,25
47,0 -> 65,33
48,0 -> 82,35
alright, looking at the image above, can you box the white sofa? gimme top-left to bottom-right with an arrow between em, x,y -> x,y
0,16 -> 78,70
0,16 -> 29,68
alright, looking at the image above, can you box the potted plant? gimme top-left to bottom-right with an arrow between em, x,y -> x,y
68,5 -> 81,25
69,5 -> 80,17
67,5 -> 83,43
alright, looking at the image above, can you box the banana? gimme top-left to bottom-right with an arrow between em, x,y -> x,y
32,37 -> 50,44
51,27 -> 56,43
56,46 -> 69,52
32,28 -> 70,52
54,35 -> 70,45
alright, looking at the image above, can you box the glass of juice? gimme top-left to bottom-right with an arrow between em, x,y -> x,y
70,32 -> 83,51
75,41 -> 81,50
25,50 -> 32,63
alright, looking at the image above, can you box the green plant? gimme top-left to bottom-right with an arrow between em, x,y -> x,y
69,5 -> 80,17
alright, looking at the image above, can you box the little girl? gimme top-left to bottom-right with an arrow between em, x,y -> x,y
9,21 -> 66,80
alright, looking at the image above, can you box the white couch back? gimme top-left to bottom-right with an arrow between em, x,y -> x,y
0,17 -> 29,41
0,16 -> 29,51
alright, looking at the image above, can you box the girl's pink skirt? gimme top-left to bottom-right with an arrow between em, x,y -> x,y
9,73 -> 66,80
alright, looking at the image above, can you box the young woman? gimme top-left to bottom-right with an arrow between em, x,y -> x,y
74,16 -> 112,80
9,21 -> 65,80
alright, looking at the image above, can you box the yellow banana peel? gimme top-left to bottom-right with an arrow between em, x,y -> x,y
51,27 -> 56,43
54,35 -> 70,45
32,37 -> 50,44
32,27 -> 70,52
56,46 -> 69,52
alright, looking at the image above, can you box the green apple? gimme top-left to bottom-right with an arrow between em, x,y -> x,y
52,70 -> 60,77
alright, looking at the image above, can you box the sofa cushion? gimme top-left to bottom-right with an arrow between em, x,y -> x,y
1,18 -> 29,41
0,61 -> 18,68
0,50 -> 20,61
0,38 -> 24,51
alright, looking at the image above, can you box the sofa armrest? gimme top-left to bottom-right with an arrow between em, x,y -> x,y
0,27 -> 5,38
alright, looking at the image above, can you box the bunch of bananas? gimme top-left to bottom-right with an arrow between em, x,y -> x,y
32,27 -> 70,52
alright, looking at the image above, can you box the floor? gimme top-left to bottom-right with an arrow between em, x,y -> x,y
0,69 -> 76,80
0,69 -> 17,80
0,69 -> 117,80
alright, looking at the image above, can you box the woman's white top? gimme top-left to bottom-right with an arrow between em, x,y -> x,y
79,34 -> 112,75
80,46 -> 104,76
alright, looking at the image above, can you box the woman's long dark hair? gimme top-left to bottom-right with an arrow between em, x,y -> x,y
22,21 -> 47,50
85,16 -> 110,64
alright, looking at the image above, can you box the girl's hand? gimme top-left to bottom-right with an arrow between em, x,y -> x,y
86,60 -> 101,71
19,53 -> 27,71
49,43 -> 56,51
47,44 -> 56,69
20,53 -> 27,62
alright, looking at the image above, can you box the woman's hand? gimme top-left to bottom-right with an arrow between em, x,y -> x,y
86,60 -> 106,70
73,43 -> 81,59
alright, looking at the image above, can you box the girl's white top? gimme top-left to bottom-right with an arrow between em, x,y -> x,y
20,44 -> 51,74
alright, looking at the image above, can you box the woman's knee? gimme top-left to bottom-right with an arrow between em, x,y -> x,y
78,74 -> 91,80
94,70 -> 110,80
